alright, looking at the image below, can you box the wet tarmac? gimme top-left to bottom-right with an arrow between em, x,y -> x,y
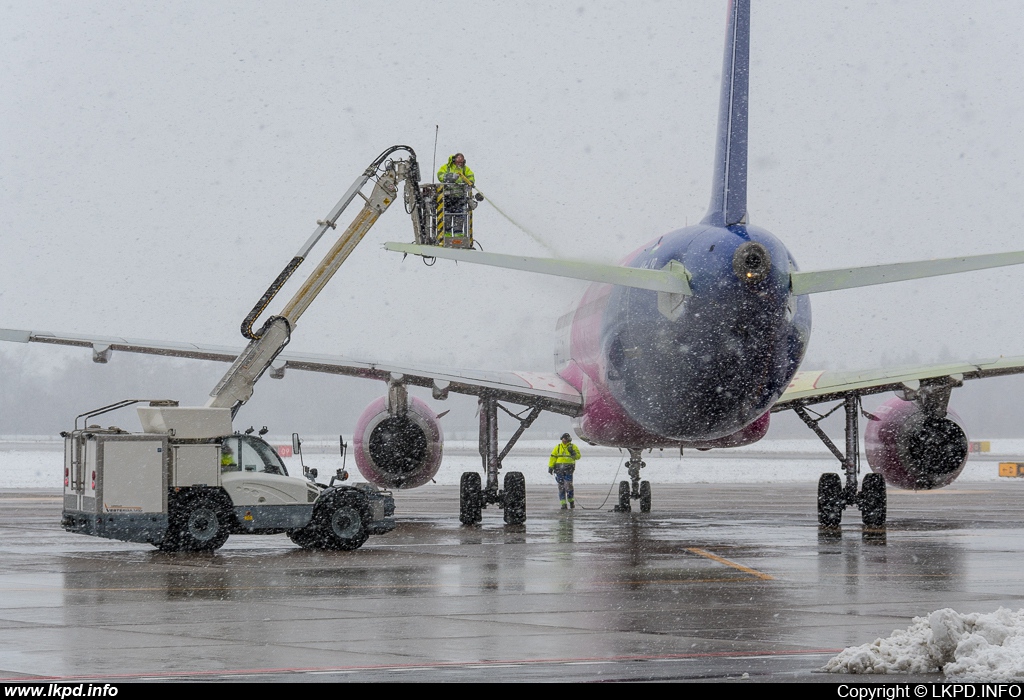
3,481 -> 1024,682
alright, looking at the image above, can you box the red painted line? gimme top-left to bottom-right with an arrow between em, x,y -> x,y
0,648 -> 842,682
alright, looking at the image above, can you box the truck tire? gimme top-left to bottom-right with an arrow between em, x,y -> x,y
160,491 -> 231,552
313,491 -> 369,551
287,527 -> 318,550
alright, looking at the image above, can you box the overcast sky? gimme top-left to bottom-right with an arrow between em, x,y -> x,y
3,0 -> 1024,379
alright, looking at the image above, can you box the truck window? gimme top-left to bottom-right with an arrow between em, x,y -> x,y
241,437 -> 289,476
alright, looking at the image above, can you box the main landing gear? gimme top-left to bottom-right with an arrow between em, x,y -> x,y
795,394 -> 887,529
459,396 -> 540,526
614,449 -> 652,513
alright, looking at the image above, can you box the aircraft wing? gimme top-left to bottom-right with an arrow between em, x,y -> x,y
774,355 -> 1024,409
0,328 -> 583,416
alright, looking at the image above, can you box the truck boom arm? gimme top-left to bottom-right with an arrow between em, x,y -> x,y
206,148 -> 423,414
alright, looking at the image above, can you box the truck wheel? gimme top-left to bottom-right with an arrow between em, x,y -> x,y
315,492 -> 369,551
287,527 -> 317,550
161,492 -> 231,552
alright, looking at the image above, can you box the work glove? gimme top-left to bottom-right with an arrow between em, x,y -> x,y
548,468 -> 554,475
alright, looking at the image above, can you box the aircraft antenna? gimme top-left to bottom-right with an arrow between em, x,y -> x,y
432,125 -> 439,183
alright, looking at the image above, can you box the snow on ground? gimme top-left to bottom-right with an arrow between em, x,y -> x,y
824,608 -> 1024,681
2,437 -> 1022,489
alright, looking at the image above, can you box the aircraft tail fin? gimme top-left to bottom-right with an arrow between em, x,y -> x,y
702,0 -> 751,228
791,250 -> 1024,295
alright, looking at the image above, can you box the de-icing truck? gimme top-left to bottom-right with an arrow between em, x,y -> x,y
60,146 -> 435,552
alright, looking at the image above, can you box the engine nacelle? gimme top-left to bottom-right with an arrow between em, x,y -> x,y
864,396 -> 969,490
352,396 -> 443,489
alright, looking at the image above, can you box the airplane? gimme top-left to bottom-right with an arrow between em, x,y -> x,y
5,0 -> 1024,530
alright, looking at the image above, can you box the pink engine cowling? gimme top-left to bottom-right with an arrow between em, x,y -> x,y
352,396 -> 443,489
864,396 -> 969,490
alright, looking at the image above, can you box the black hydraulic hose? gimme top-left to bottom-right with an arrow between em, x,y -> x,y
381,145 -> 428,243
408,157 -> 430,240
369,144 -> 417,171
241,256 -> 304,340
240,145 -> 422,340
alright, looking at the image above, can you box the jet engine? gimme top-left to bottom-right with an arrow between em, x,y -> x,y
864,396 -> 969,490
352,395 -> 443,489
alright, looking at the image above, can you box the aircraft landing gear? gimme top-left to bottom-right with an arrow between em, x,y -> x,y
614,449 -> 650,513
460,472 -> 483,525
616,481 -> 630,512
461,396 -> 540,526
797,394 -> 888,530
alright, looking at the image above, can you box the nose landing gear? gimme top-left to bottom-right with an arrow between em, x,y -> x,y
614,449 -> 651,513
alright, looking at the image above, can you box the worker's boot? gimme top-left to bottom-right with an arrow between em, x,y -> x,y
569,501 -> 575,510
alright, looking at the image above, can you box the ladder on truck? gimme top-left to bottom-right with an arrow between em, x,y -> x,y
207,145 -> 429,415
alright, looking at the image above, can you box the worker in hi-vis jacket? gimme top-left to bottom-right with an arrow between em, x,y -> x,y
548,433 -> 581,510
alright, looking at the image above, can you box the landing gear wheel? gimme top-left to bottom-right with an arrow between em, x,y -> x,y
314,491 -> 369,550
160,492 -> 231,552
460,472 -> 483,525
615,480 -> 631,512
639,481 -> 651,513
817,473 -> 843,528
859,472 -> 887,528
503,471 -> 526,525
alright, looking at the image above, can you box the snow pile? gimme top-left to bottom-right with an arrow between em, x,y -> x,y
824,608 -> 1024,680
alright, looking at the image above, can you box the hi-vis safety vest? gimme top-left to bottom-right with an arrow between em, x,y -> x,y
549,442 -> 581,468
437,157 -> 475,185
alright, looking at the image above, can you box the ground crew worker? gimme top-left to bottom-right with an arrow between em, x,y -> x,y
437,153 -> 476,236
221,444 -> 238,471
437,153 -> 475,186
549,432 -> 581,510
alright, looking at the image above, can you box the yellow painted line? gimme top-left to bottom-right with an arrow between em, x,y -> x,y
685,547 -> 774,580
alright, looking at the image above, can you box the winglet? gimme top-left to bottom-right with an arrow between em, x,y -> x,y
384,243 -> 692,295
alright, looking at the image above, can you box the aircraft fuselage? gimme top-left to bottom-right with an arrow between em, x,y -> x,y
557,223 -> 811,447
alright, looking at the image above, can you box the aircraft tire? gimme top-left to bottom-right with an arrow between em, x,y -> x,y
503,471 -> 526,525
817,473 -> 843,528
639,481 -> 651,513
860,472 -> 887,528
616,481 -> 631,512
460,472 -> 483,525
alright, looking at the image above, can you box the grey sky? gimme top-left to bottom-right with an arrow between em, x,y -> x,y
3,1 -> 1023,377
